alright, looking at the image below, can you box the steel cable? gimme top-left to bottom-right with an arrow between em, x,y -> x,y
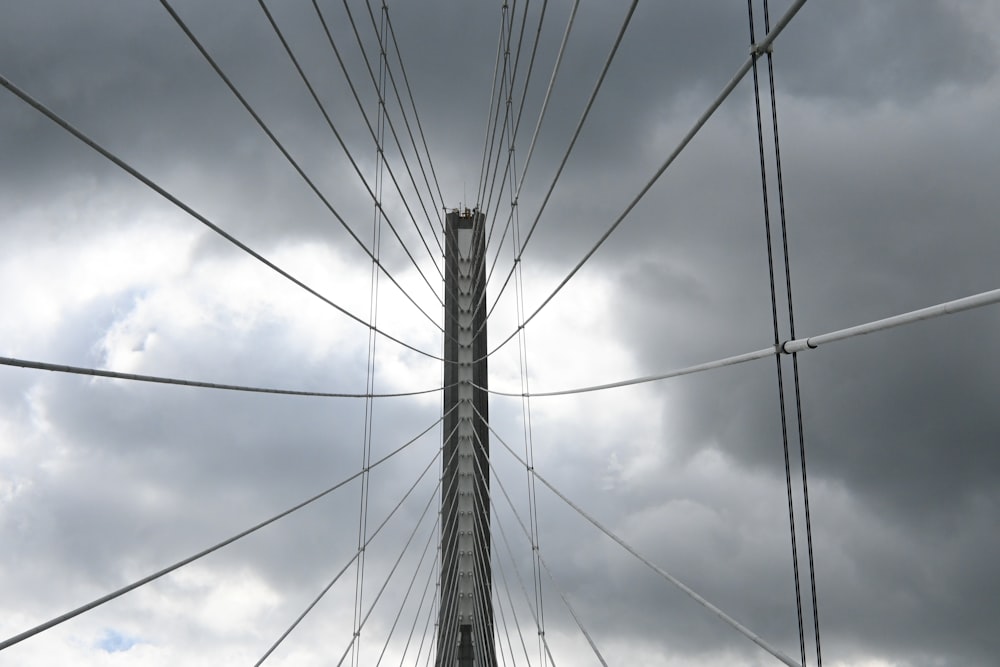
482,0 -> 809,362
475,402 -> 802,667
256,0 -> 444,320
0,410 -> 451,652
158,1 -> 445,339
759,0 -> 822,661
0,71 -> 442,362
0,355 -> 448,398
746,2 -> 807,664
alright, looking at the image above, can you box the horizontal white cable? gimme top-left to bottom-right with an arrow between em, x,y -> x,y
0,355 -> 446,399
487,286 -> 1000,398
485,347 -> 776,397
781,287 -> 1000,353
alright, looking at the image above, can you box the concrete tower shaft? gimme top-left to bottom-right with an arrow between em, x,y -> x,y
438,209 -> 495,667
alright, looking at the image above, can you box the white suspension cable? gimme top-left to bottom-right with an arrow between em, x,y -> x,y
780,288 -> 1000,353
483,286 -> 1000,398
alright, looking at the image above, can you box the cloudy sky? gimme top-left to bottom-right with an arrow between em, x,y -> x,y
1,1 -> 999,665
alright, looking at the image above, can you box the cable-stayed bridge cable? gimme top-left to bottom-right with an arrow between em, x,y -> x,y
500,61 -> 550,665
513,0 -> 579,206
350,7 -> 391,661
333,449 -> 449,667
383,7 -> 447,221
255,437 -> 451,666
0,71 -> 443,362
414,585 -> 438,667
489,549 -> 529,667
757,0 -> 823,659
483,285 -> 1000,398
515,0 -> 638,258
0,409 -> 451,652
328,0 -> 471,306
472,424 -> 605,667
484,0 -> 809,361
389,528 -> 440,667
476,0 -> 638,333
466,426 -> 554,666
315,0 -> 446,271
372,497 -> 441,667
0,356 -> 448,399
470,0 -> 548,315
491,524 -> 538,667
474,403 -> 801,667
746,2 -> 806,664
478,3 -> 522,232
362,0 -> 447,247
159,0 -> 445,335
480,0 -> 535,234
257,0 -> 445,317
465,0 -> 572,326
475,5 -> 510,210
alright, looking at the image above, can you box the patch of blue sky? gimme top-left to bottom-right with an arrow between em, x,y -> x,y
97,629 -> 140,653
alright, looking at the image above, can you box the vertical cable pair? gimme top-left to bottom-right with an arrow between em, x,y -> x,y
352,5 -> 391,665
746,1 -> 822,665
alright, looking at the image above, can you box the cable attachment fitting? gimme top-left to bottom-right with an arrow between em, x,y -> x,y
750,41 -> 774,58
780,337 -> 818,354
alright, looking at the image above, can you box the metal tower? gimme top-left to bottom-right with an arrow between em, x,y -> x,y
438,208 -> 495,667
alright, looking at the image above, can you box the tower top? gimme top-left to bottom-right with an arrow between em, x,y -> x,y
448,205 -> 481,219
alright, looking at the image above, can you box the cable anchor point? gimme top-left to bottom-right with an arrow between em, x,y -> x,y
751,41 -> 774,58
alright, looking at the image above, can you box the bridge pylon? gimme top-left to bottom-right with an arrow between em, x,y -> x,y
438,208 -> 496,667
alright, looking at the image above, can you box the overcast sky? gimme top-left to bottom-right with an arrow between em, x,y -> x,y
1,1 -> 999,666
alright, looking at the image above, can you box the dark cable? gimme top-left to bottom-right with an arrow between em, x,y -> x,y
0,411 -> 449,652
0,355 -> 447,398
746,2 -> 806,664
474,4 -> 512,210
158,1 -> 445,336
0,72 -> 442,362
332,451 -> 450,667
255,436 -> 452,666
479,0 -> 810,362
362,0 -> 446,252
384,11 -> 447,226
329,0 -> 467,305
372,494 -> 440,667
761,0 -> 823,662
472,0 -> 639,346
256,0 -> 444,316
